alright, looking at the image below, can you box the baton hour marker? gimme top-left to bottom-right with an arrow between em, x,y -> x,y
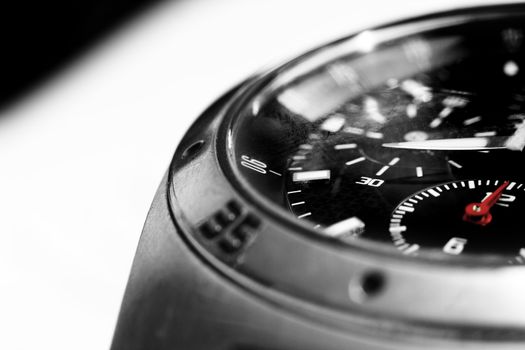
292,170 -> 331,182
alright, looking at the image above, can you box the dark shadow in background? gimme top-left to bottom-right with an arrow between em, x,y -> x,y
1,0 -> 164,111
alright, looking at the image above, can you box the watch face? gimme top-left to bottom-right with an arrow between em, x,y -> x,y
227,8 -> 525,265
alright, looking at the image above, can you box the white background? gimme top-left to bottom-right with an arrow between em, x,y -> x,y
0,0 -> 517,349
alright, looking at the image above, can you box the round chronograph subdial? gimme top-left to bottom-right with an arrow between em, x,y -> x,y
390,179 -> 525,264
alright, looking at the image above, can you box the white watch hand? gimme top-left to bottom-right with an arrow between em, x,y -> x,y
383,123 -> 525,151
382,137 -> 507,150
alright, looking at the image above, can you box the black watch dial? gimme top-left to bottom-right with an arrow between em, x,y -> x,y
226,7 -> 525,265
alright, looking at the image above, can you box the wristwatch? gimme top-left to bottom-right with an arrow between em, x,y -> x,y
111,4 -> 525,349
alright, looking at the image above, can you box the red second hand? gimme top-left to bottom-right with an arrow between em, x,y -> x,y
463,180 -> 510,226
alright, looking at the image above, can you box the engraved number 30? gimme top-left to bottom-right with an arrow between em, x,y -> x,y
355,176 -> 384,187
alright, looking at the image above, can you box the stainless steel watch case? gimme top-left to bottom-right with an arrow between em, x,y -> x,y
113,4 -> 525,350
